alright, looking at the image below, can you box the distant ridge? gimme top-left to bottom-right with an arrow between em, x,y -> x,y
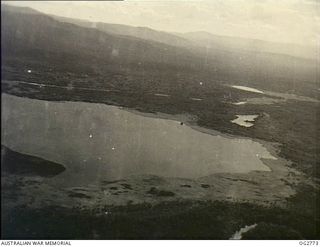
51,15 -> 194,49
36,7 -> 317,61
2,4 -> 318,96
179,31 -> 318,61
1,4 -> 41,15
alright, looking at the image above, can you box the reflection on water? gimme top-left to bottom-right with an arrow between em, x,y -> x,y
230,224 -> 258,240
233,101 -> 247,105
231,85 -> 264,94
2,94 -> 274,186
231,115 -> 259,127
154,93 -> 170,97
230,84 -> 318,103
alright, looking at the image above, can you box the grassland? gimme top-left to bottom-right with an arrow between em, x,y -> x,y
2,183 -> 319,239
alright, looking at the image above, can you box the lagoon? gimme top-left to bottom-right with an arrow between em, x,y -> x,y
1,93 -> 274,186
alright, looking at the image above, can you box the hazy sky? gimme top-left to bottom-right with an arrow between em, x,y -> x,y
4,0 -> 320,46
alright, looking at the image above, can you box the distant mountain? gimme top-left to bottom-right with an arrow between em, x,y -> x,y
179,31 -> 318,61
1,4 -> 40,15
1,6 -> 207,73
53,15 -> 194,49
48,10 -> 319,91
51,13 -> 318,62
1,4 -> 318,96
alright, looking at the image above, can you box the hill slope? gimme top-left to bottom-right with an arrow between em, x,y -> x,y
1,5 -> 319,97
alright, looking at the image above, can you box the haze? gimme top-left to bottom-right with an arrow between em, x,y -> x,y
4,0 -> 320,47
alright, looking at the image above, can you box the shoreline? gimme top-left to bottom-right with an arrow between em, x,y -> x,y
1,91 -> 310,209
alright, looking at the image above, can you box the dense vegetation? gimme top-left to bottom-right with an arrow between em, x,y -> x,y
2,184 -> 319,239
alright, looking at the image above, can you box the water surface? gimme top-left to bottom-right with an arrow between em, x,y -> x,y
231,85 -> 264,94
230,84 -> 318,103
2,94 -> 274,186
233,101 -> 247,105
231,115 -> 259,127
230,224 -> 258,240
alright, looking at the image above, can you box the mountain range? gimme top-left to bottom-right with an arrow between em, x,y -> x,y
1,4 -> 319,96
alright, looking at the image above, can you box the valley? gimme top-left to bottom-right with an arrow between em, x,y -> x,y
1,4 -> 319,240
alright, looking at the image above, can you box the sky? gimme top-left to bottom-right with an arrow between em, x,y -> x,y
4,0 -> 320,46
